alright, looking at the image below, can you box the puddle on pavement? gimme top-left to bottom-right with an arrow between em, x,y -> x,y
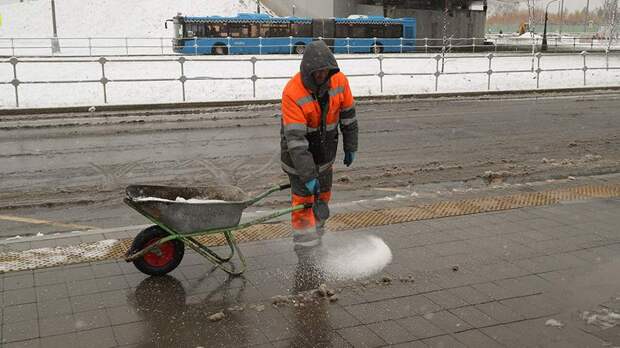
125,232 -> 394,346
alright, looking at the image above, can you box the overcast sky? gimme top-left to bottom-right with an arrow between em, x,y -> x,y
562,0 -> 605,11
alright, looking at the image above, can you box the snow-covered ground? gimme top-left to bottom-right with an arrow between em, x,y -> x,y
0,0 -> 272,38
1,1 -> 619,109
1,52 -> 619,108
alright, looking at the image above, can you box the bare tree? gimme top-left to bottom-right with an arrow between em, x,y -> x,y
606,0 -> 619,50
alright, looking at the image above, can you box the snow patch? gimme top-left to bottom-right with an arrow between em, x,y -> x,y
0,239 -> 119,272
133,196 -> 226,204
582,309 -> 620,329
545,319 -> 564,328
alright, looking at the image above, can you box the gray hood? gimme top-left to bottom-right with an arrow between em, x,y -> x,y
300,40 -> 340,94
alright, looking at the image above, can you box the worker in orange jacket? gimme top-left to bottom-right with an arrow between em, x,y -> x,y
280,40 -> 358,247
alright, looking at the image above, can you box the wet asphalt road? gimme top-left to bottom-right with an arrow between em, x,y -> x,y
0,91 -> 619,238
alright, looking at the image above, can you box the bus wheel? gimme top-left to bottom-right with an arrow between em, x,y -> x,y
212,44 -> 228,55
294,44 -> 306,55
371,44 -> 383,54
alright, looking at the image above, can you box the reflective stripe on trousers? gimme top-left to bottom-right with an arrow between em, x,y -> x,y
291,191 -> 332,232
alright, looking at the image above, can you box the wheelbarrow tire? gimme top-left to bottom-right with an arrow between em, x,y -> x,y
131,226 -> 184,276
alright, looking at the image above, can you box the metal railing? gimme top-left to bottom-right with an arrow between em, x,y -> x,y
1,35 -> 617,57
1,51 -> 619,108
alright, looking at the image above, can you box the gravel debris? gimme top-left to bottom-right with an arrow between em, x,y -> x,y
272,295 -> 290,306
208,312 -> 225,322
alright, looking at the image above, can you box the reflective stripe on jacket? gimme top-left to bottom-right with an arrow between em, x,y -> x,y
280,71 -> 358,182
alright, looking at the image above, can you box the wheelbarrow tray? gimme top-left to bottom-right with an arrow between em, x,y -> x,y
125,185 -> 248,234
124,183 -> 305,276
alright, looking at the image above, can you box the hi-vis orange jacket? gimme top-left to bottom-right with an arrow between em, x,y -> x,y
280,41 -> 358,183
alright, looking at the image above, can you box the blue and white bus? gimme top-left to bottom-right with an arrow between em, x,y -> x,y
166,13 -> 416,55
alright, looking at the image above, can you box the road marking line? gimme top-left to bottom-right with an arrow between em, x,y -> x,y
0,215 -> 95,230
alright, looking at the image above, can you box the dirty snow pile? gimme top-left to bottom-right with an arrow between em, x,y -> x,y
0,239 -> 119,272
582,309 -> 620,329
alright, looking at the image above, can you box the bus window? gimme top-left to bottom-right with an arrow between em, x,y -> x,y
206,23 -> 228,37
292,22 -> 311,37
261,23 -> 289,37
229,23 -> 250,38
386,24 -> 402,38
350,25 -> 366,38
249,23 -> 260,38
335,24 -> 349,38
368,24 -> 385,38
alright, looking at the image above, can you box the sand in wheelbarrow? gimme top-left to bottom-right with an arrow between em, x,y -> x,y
133,185 -> 247,203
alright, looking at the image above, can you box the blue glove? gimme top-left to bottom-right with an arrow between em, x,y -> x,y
305,178 -> 320,194
344,151 -> 356,167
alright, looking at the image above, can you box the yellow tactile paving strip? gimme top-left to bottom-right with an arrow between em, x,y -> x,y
1,183 -> 619,273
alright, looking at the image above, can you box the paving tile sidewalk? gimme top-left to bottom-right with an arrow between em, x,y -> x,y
1,197 -> 620,347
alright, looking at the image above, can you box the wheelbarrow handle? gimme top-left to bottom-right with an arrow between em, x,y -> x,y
244,183 -> 292,206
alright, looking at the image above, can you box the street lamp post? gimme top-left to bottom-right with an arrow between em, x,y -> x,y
559,0 -> 564,35
51,0 -> 60,53
585,0 -> 590,32
542,0 -> 560,52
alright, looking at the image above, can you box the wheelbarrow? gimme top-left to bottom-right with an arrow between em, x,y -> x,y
124,183 -> 309,276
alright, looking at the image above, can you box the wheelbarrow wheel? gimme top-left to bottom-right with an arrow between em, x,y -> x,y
130,226 -> 184,276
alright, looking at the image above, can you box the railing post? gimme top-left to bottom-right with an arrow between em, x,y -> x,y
160,37 -> 164,55
259,36 -> 263,55
535,52 -> 542,89
400,37 -> 403,54
194,37 -> 198,56
10,57 -> 19,107
98,57 -> 108,104
377,55 -> 384,93
289,36 -> 293,54
581,51 -> 588,86
486,53 -> 494,91
88,37 -> 92,56
434,54 -> 442,92
606,48 -> 610,71
10,38 -> 15,56
50,38 -> 55,56
227,36 -> 231,55
424,38 -> 428,53
125,37 -> 129,56
573,37 -> 576,48
250,56 -> 257,98
347,37 -> 350,54
178,56 -> 186,102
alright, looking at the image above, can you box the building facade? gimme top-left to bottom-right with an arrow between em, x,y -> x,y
261,0 -> 487,41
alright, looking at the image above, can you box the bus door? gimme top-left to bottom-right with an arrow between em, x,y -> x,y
312,19 -> 335,51
403,19 -> 416,52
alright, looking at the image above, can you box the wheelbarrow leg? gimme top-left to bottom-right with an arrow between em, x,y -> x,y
181,231 -> 246,276
185,236 -> 235,262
